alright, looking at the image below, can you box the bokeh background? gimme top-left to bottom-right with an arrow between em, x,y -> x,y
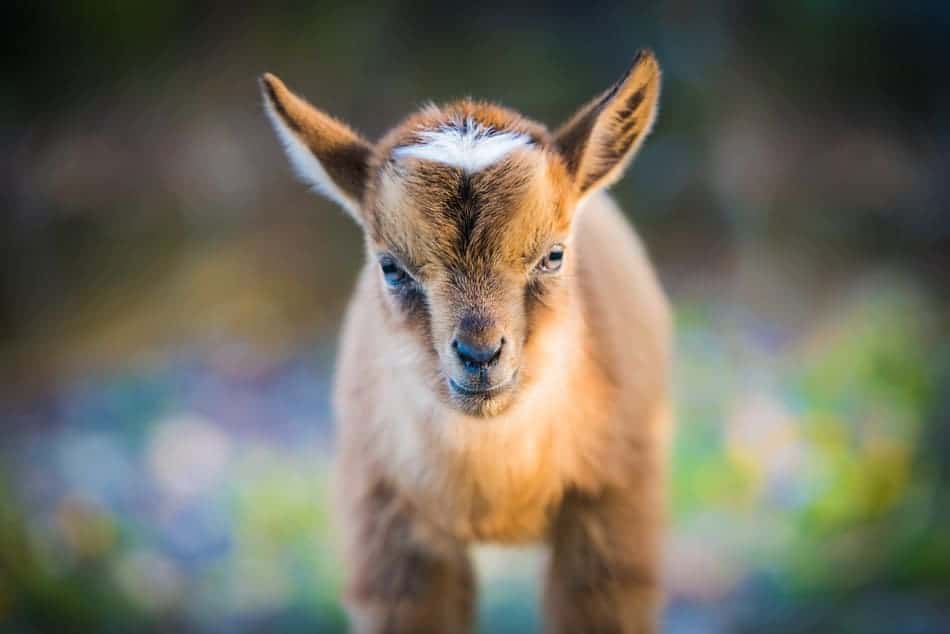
2,2 -> 949,632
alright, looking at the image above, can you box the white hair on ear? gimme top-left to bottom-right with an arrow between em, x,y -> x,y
393,118 -> 532,173
262,96 -> 362,219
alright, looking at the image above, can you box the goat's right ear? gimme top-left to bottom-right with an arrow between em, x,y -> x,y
260,73 -> 373,224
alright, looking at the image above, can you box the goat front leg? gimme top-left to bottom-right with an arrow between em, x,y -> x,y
544,484 -> 664,634
341,480 -> 475,634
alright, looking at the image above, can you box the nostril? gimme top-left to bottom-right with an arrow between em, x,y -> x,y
453,337 -> 504,370
491,337 -> 505,364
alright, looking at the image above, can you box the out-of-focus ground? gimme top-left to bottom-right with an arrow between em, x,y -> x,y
1,3 -> 949,632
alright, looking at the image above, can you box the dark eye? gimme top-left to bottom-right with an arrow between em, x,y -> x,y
380,255 -> 408,287
537,244 -> 564,273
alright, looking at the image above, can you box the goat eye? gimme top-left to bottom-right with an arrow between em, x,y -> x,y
537,245 -> 564,273
380,256 -> 408,286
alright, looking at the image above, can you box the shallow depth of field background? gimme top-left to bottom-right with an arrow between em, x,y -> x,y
2,3 -> 949,632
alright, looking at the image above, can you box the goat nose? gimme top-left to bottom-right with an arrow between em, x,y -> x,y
452,336 -> 504,371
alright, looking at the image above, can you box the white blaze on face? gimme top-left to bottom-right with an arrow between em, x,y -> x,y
393,118 -> 533,173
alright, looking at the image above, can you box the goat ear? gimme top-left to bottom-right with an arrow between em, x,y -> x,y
260,73 -> 373,223
553,50 -> 661,201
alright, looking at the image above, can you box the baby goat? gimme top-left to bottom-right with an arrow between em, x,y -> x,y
260,50 -> 672,633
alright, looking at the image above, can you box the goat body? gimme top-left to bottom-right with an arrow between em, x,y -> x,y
261,50 -> 672,633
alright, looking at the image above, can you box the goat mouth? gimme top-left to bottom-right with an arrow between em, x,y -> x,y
448,373 -> 516,399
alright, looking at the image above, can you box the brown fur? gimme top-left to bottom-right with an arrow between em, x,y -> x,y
260,50 -> 671,633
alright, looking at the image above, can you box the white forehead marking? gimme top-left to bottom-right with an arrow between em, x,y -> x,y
393,118 -> 532,173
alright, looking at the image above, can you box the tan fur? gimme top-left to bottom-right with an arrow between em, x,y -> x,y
261,50 -> 671,633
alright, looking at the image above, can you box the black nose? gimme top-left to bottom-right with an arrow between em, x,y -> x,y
452,336 -> 504,372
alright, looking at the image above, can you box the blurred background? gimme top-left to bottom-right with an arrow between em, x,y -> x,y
1,2 -> 949,632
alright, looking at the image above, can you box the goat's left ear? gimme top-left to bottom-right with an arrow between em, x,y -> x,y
553,50 -> 661,201
260,73 -> 373,224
